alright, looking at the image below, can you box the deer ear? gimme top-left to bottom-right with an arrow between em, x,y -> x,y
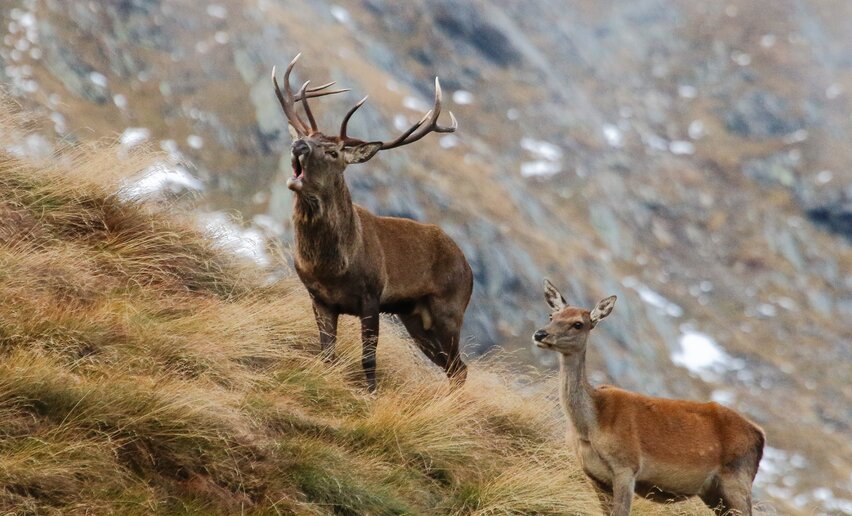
543,279 -> 567,312
590,295 -> 617,327
343,142 -> 382,164
288,123 -> 300,141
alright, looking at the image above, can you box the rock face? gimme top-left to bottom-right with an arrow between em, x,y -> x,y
1,0 -> 851,512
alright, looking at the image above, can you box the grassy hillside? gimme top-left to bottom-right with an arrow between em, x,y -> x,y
0,118 -> 720,514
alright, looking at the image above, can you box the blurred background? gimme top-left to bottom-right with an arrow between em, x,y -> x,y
1,0 -> 850,513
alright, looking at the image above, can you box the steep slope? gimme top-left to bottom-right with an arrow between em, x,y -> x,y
1,1 -> 850,513
0,119 -> 720,514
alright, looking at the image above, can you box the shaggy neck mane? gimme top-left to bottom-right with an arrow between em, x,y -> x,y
559,348 -> 597,440
292,177 -> 359,275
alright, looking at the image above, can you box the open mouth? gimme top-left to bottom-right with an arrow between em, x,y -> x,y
287,153 -> 306,191
535,341 -> 552,349
291,153 -> 305,179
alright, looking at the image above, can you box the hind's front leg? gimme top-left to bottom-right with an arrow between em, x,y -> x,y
360,300 -> 380,393
313,300 -> 339,362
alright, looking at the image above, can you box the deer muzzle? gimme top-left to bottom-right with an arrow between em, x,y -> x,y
533,329 -> 551,348
287,140 -> 310,192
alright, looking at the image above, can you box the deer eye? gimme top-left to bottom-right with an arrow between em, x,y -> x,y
326,150 -> 339,159
572,322 -> 583,329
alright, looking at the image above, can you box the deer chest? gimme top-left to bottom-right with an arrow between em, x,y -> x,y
295,263 -> 378,316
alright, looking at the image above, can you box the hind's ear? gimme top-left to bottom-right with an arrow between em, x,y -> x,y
543,279 -> 567,312
590,295 -> 617,327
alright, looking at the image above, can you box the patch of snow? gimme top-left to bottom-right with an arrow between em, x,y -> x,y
756,303 -> 777,318
643,133 -> 668,152
203,212 -> 269,266
760,33 -> 776,48
521,160 -> 561,178
602,123 -> 623,148
393,114 -> 408,131
725,5 -> 738,17
452,90 -> 474,105
119,127 -> 150,150
330,5 -> 351,25
402,96 -> 429,112
214,31 -> 229,45
776,297 -> 797,311
7,133 -> 53,159
783,129 -> 808,144
49,112 -> 66,134
252,214 -> 284,237
622,276 -> 684,317
88,71 -> 108,88
439,134 -> 459,149
187,135 -> 204,149
826,83 -> 842,100
688,119 -> 705,139
710,389 -> 735,405
113,93 -> 127,109
669,140 -> 695,155
732,51 -> 751,66
159,140 -> 184,161
119,163 -> 203,200
506,108 -> 520,120
520,137 -> 562,161
677,84 -> 697,99
206,4 -> 227,19
672,329 -> 732,379
385,79 -> 399,92
816,170 -> 833,184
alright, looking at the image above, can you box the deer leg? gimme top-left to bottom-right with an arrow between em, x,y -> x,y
610,470 -> 635,516
399,313 -> 467,388
442,329 -> 467,388
312,300 -> 339,362
360,301 -> 380,393
716,472 -> 753,516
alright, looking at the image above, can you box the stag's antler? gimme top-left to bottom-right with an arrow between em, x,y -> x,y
339,77 -> 457,149
272,53 -> 349,136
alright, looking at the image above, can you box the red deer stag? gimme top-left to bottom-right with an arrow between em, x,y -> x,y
271,54 -> 472,392
533,280 -> 764,515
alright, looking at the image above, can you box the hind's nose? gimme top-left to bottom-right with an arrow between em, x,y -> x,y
292,139 -> 309,156
533,329 -> 549,342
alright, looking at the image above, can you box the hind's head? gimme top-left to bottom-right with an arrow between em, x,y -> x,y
532,279 -> 616,356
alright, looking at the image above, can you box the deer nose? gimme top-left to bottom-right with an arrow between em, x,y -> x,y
533,329 -> 549,342
292,139 -> 309,156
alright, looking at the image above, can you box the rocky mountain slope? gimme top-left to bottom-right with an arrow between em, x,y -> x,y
1,0 -> 850,513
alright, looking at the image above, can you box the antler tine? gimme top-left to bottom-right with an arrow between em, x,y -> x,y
273,53 -> 351,136
378,77 -> 457,151
297,81 -> 319,134
295,81 -> 351,102
340,95 -> 369,140
272,60 -> 307,136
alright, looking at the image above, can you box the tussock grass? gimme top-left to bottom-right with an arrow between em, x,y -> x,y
0,112 -> 712,514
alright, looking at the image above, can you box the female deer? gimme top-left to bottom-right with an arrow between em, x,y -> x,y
533,280 -> 764,515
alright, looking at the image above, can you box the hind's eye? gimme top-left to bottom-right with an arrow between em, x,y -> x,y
327,150 -> 339,159
572,322 -> 583,329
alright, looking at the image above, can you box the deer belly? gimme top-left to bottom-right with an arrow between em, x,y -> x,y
636,461 -> 717,495
577,441 -> 612,486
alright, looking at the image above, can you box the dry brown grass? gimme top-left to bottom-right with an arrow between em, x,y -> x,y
0,109 -> 719,514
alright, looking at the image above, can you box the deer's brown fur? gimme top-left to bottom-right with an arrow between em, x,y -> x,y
273,55 -> 472,391
534,280 -> 764,515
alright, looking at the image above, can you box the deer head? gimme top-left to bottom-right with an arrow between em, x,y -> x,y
533,279 -> 617,355
272,54 -> 457,194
